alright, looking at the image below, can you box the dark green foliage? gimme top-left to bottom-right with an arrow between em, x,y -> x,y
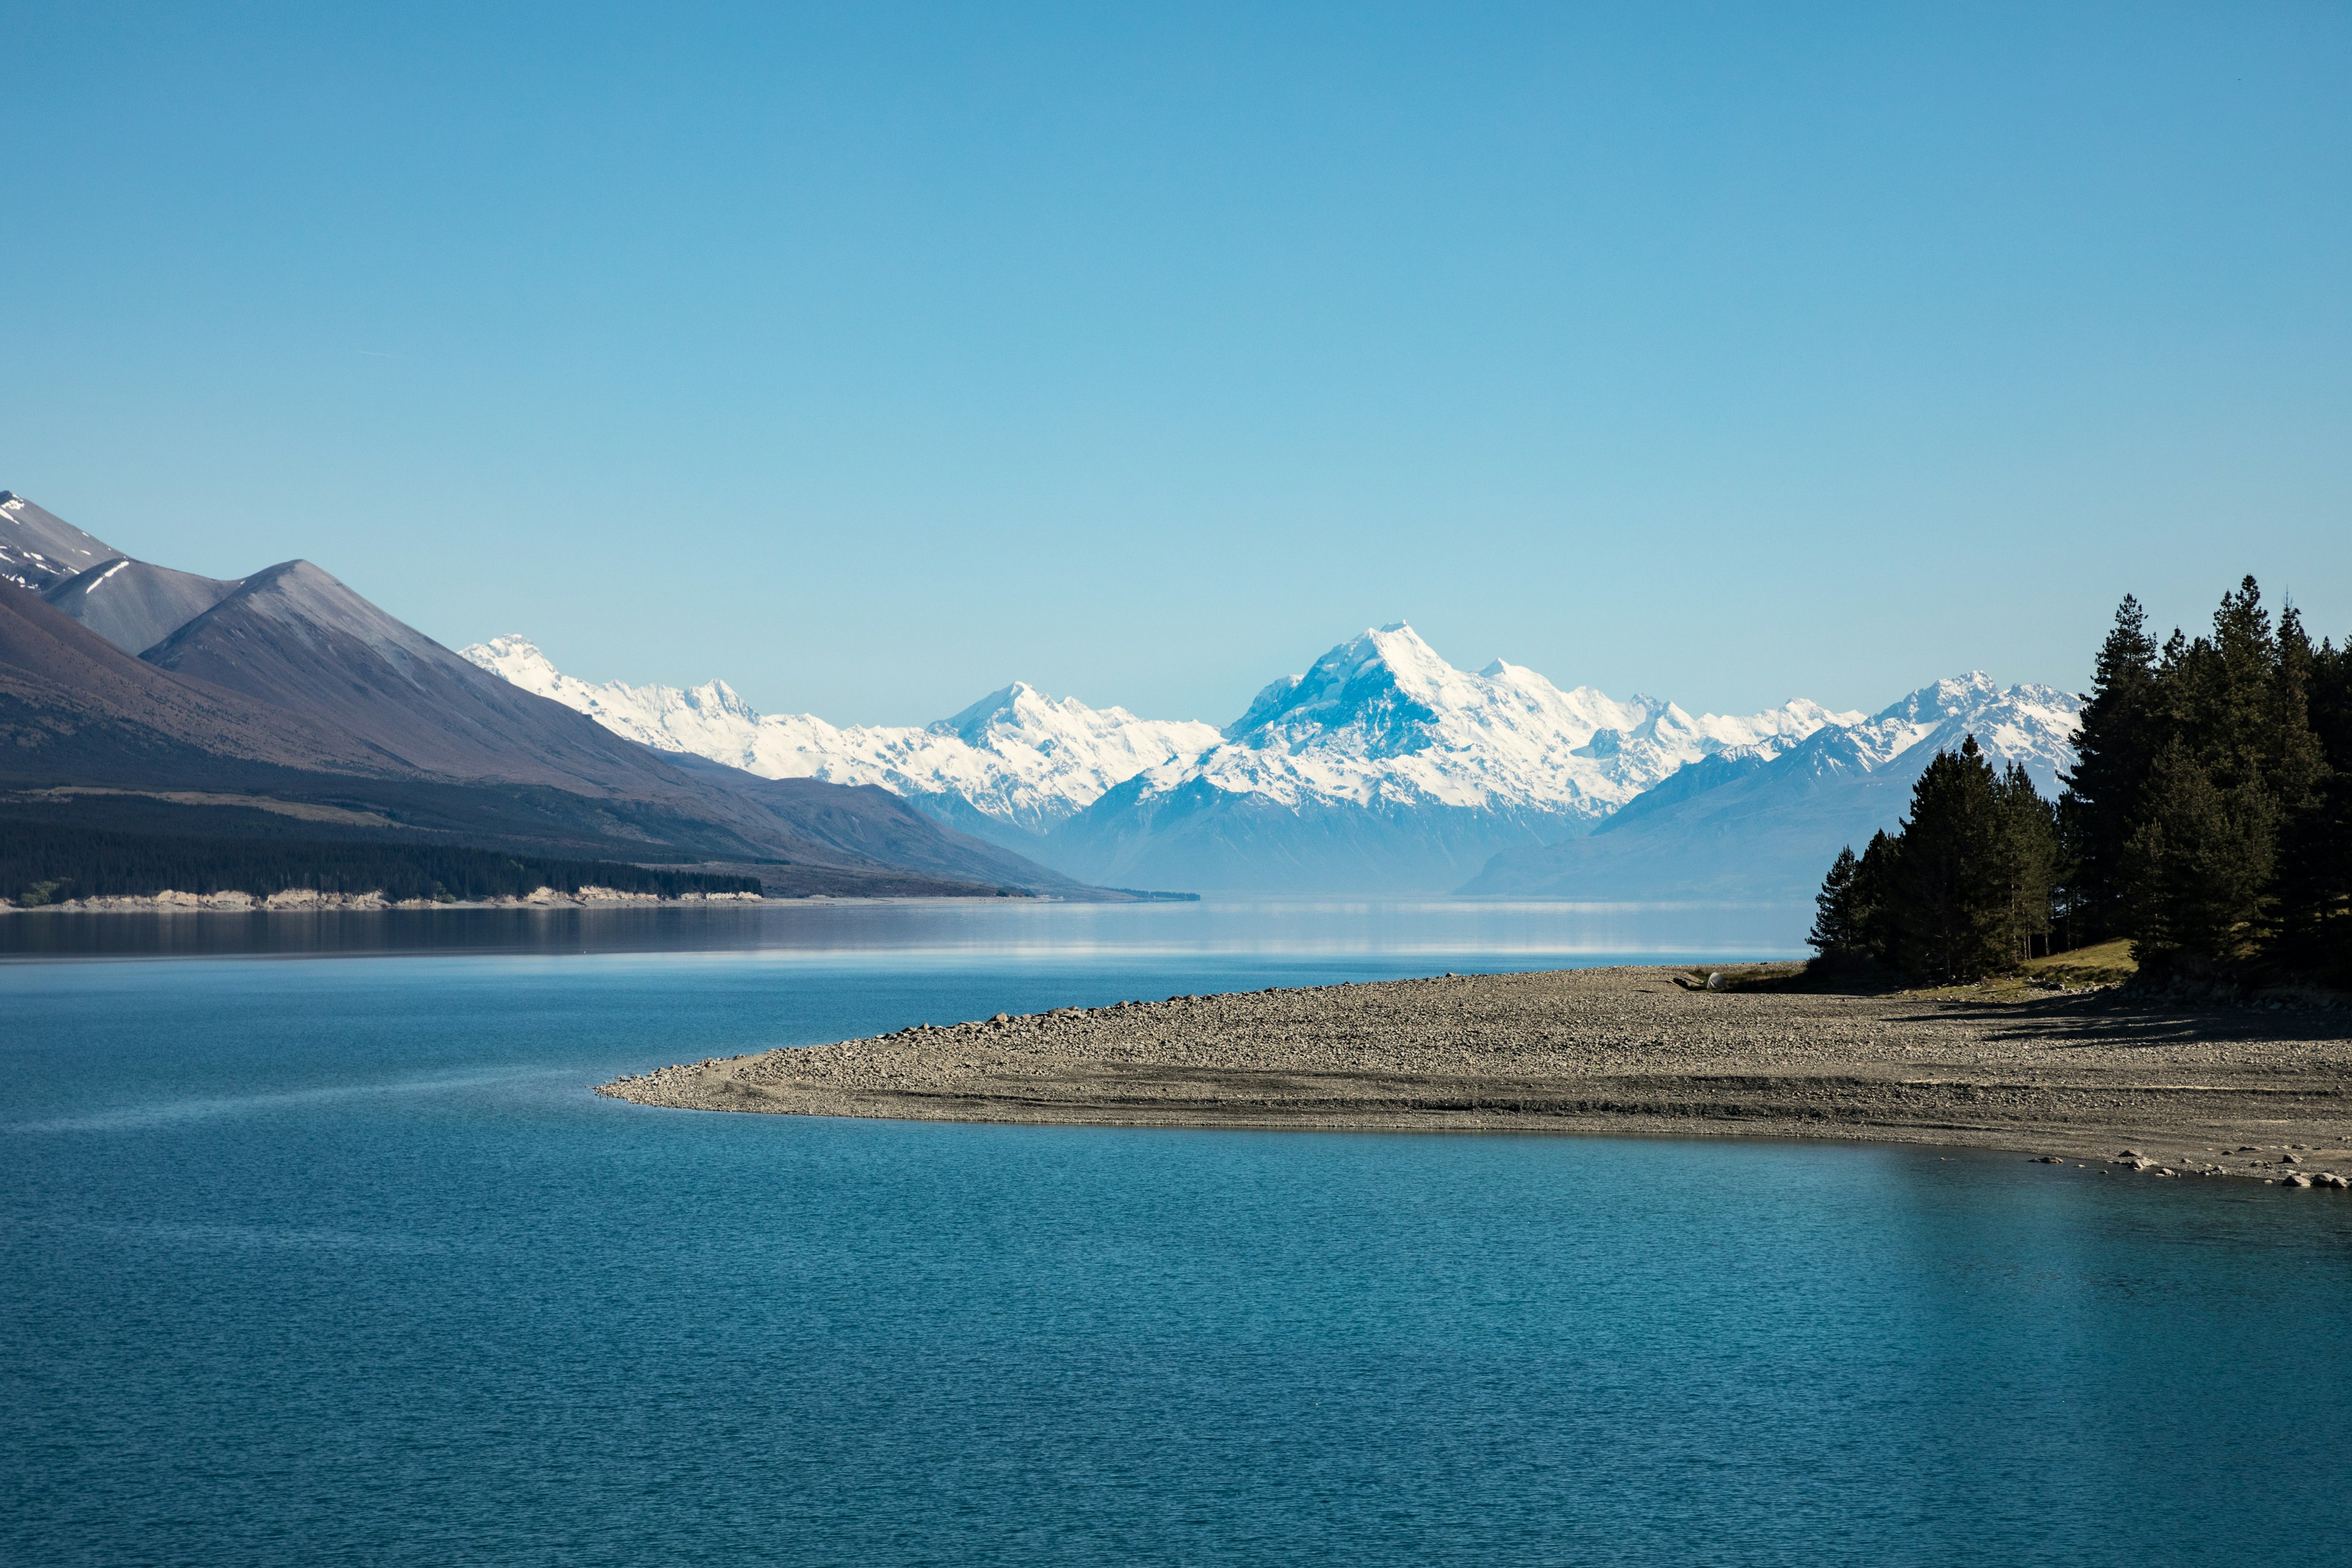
1994,760 -> 2060,962
1834,573 -> 2348,987
2106,578 -> 2332,978
1809,748 -> 2056,983
1811,833 -> 1899,965
2124,737 -> 2276,969
2059,595 -> 2159,940
1883,739 -> 2011,982
2273,634 -> 2352,985
1852,829 -> 1899,959
1808,846 -> 1863,957
1,820 -> 760,905
1806,832 -> 1900,968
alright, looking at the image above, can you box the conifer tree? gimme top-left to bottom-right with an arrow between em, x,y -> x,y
2274,632 -> 2351,983
1809,846 -> 1863,960
2113,577 -> 2325,971
1888,737 -> 2013,982
2124,737 -> 2276,969
2060,596 -> 2160,939
1816,574 -> 2344,987
1852,829 -> 1899,964
1994,760 -> 2060,961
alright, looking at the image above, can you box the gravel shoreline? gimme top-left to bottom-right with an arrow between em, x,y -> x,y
600,965 -> 2352,1183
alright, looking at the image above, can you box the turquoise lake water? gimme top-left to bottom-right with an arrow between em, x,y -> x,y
4,903 -> 2349,1564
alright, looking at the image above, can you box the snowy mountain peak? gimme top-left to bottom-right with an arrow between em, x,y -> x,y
1776,671 -> 2085,793
1354,621 -> 1462,692
459,620 -> 1980,895
935,682 -> 1031,741
1115,623 -> 1866,824
459,638 -> 1224,840
1874,669 -> 2006,726
1222,624 -> 1460,755
469,634 -> 562,689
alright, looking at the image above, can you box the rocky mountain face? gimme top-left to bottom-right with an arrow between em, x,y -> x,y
0,492 -> 1078,895
43,557 -> 245,656
1460,673 -> 2084,903
1,492 -> 123,591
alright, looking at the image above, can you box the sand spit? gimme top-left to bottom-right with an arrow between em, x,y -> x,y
603,965 -> 2352,1180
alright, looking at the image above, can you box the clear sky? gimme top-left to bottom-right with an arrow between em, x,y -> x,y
4,2 -> 2346,727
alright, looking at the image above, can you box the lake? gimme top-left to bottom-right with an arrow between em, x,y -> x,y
4,902 -> 2348,1565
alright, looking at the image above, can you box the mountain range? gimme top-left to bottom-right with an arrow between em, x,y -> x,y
462,622 -> 2078,902
1461,673 -> 2082,902
0,491 -> 1081,899
465,624 -> 1864,890
7,482 -> 2087,914
464,635 -> 1224,844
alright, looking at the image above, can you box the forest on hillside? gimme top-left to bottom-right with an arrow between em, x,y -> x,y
1811,578 -> 2351,989
0,820 -> 761,906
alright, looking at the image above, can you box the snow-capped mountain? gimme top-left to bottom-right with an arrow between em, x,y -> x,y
465,622 -> 1863,891
1183,622 -> 1848,815
1848,672 -> 2079,794
1461,673 -> 2084,904
459,636 -> 1224,845
462,623 -> 2062,902
1046,623 -> 1864,892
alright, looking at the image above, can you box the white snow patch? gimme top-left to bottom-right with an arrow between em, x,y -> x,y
459,636 -> 1224,834
462,622 -> 1887,838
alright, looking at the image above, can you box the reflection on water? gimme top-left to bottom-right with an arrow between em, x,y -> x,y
0,896 -> 1810,962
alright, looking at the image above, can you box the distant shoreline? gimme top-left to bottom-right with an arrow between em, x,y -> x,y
603,965 -> 2352,1185
0,887 -> 767,914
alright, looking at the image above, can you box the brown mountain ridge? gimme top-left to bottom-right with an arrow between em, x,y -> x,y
0,493 -> 1091,897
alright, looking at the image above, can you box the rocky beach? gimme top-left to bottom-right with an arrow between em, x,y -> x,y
603,965 -> 2352,1182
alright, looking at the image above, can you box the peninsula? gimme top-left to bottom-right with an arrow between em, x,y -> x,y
601,965 -> 2352,1180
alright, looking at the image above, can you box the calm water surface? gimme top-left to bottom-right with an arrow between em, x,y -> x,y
4,905 -> 2348,1565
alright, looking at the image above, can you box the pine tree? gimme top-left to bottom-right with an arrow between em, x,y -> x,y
2113,577 -> 2327,971
2274,633 -> 2351,983
1809,846 -> 1863,960
1817,575 -> 2342,987
1852,829 -> 1899,965
1888,736 -> 2013,982
2125,737 -> 2276,971
1994,761 -> 2060,962
2060,596 -> 2160,940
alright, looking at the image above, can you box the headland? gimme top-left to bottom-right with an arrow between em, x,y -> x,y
601,963 -> 2352,1182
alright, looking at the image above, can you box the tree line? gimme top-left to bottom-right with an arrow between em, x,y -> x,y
2,819 -> 762,906
1811,577 -> 2351,988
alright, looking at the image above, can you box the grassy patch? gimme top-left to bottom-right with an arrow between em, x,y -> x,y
1895,940 -> 2140,1001
1673,943 -> 2141,1001
2022,938 -> 2138,986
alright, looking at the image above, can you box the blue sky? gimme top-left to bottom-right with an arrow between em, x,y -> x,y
3,2 -> 2346,725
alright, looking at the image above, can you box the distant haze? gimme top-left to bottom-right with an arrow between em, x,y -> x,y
3,5 -> 2347,725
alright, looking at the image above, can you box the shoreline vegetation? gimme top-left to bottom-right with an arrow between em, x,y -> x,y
1809,576 -> 2351,993
602,962 -> 2352,1185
